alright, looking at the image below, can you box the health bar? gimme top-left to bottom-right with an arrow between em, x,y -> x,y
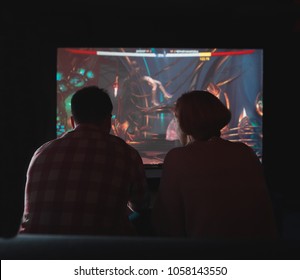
65,48 -> 256,57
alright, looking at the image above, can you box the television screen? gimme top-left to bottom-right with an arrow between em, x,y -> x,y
57,48 -> 263,166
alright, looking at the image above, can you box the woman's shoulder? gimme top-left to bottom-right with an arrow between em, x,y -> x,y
164,146 -> 186,161
226,139 -> 258,153
222,139 -> 262,162
164,144 -> 202,166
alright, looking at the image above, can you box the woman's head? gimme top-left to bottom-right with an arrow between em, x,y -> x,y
175,90 -> 231,141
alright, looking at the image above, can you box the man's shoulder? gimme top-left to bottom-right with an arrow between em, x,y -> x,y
109,135 -> 138,151
34,134 -> 71,154
109,135 -> 142,159
109,134 -> 127,144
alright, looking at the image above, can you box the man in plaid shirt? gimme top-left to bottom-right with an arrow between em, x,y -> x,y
19,86 -> 149,236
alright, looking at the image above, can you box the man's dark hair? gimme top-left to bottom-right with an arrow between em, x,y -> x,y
71,86 -> 113,124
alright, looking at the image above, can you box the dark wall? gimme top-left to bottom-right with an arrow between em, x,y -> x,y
1,2 -> 299,237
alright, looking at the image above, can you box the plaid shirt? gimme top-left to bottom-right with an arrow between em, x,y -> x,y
20,124 -> 148,236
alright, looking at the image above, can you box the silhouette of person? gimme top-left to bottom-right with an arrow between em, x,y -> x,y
20,86 -> 149,236
151,90 -> 278,240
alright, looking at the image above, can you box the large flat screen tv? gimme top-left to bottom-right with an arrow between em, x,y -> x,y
57,48 -> 263,167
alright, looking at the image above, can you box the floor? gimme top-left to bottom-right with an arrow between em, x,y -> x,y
271,191 -> 300,240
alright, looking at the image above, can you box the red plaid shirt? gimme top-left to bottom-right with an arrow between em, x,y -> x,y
20,124 -> 148,236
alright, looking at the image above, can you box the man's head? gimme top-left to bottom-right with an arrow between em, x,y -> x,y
71,86 -> 113,130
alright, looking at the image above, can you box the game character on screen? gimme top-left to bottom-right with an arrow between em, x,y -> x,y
142,75 -> 172,106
